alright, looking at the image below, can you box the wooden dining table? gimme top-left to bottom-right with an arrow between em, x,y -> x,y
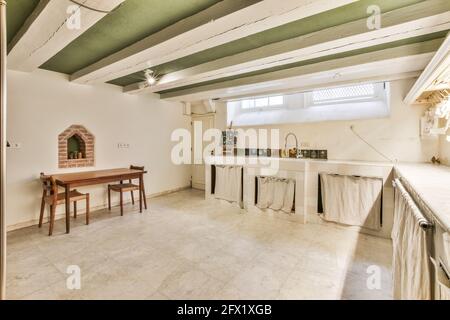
52,168 -> 147,234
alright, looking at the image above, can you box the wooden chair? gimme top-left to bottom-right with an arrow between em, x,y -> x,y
107,165 -> 147,216
39,173 -> 90,236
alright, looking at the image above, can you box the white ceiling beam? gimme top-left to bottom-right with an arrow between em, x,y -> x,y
159,40 -> 440,101
131,0 -> 450,94
216,71 -> 423,102
404,32 -> 450,105
164,60 -> 428,103
8,0 -> 125,72
70,0 -> 358,84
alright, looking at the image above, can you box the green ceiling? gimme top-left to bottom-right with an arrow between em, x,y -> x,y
6,0 -> 448,96
157,32 -> 446,95
40,0 -> 224,74
6,0 -> 40,46
108,0 -> 426,87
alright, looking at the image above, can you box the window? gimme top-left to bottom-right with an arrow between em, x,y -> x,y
227,82 -> 390,126
240,95 -> 284,110
255,97 -> 269,108
269,96 -> 284,106
241,99 -> 255,109
307,83 -> 382,106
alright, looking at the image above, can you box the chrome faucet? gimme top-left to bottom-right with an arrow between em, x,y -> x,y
284,132 -> 298,158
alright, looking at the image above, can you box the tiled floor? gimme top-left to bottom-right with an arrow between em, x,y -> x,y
6,189 -> 393,300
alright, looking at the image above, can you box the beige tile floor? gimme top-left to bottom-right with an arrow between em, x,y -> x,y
6,189 -> 393,300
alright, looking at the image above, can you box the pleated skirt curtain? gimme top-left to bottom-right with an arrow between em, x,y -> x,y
320,174 -> 382,230
391,184 -> 431,300
214,166 -> 242,203
256,176 -> 295,213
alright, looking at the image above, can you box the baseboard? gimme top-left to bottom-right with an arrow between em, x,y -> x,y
7,185 -> 191,232
307,212 -> 391,239
192,182 -> 205,190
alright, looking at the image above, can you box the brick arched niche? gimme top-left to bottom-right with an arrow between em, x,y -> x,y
58,125 -> 95,168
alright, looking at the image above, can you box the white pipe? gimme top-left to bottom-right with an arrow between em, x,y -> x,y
0,0 -> 7,300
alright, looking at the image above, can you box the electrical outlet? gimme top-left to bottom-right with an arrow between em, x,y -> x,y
8,142 -> 21,149
117,143 -> 130,149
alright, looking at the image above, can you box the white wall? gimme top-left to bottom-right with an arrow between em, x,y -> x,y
6,69 -> 191,229
191,100 -> 227,131
231,79 -> 439,163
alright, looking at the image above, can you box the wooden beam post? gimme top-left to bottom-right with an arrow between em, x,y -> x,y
0,0 -> 7,301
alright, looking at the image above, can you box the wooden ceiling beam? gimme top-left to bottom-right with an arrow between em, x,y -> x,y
158,40 -> 440,101
70,0 -> 357,84
8,0 -> 125,72
214,71 -> 423,103
127,0 -> 450,94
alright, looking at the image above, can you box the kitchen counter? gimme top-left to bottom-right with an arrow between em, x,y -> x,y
205,155 -> 393,167
205,157 -> 450,237
395,163 -> 450,232
205,155 -> 396,238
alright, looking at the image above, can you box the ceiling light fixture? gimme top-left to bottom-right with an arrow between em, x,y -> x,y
144,69 -> 157,86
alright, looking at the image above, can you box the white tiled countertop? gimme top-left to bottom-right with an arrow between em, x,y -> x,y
395,163 -> 450,232
205,156 -> 450,231
205,155 -> 393,167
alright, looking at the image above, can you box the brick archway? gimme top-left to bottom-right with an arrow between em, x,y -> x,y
58,125 -> 95,168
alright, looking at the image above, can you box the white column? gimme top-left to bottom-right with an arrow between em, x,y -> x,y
0,0 -> 7,301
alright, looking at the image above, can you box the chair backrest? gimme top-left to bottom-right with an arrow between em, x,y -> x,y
40,173 -> 57,201
130,165 -> 145,171
129,166 -> 145,184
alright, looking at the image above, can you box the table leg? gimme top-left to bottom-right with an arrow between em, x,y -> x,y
65,184 -> 70,233
139,174 -> 143,213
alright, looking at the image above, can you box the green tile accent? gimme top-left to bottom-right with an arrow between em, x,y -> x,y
109,0 -> 426,87
6,0 -> 40,46
40,0 -> 223,74
156,33 -> 447,95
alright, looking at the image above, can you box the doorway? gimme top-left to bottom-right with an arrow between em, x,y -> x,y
191,114 -> 215,190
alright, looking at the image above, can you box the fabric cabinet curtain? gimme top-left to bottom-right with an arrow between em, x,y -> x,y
391,183 -> 431,300
256,177 -> 295,213
214,166 -> 242,203
320,174 -> 382,230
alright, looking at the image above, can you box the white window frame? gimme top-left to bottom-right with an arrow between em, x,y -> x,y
239,95 -> 285,112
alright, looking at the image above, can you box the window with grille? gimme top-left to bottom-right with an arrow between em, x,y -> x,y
307,83 -> 383,106
228,82 -> 390,126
